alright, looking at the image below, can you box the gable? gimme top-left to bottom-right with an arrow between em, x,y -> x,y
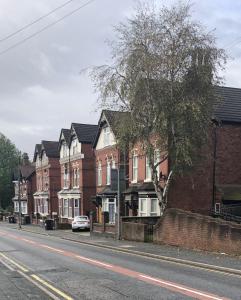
96,125 -> 116,150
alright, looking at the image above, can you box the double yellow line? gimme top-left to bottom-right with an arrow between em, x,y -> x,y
0,252 -> 73,300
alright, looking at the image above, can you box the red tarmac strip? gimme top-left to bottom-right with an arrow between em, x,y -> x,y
0,230 -> 230,300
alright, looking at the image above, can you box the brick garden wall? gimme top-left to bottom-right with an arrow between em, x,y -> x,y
154,208 -> 241,255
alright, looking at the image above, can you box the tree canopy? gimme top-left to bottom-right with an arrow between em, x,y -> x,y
0,133 -> 21,210
92,2 -> 226,215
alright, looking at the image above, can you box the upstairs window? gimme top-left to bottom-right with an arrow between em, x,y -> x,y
145,156 -> 152,181
64,164 -> 69,188
154,150 -> 160,180
103,127 -> 110,147
72,139 -> 78,155
106,160 -> 111,185
73,168 -> 79,188
132,153 -> 138,182
97,162 -> 102,186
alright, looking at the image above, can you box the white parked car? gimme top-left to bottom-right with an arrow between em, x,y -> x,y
72,216 -> 90,232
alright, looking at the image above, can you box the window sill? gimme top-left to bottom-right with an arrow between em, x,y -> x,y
144,179 -> 152,183
131,180 -> 137,184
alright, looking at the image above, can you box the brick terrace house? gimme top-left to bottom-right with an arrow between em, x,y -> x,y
57,123 -> 98,223
12,153 -> 36,222
33,141 -> 61,222
125,86 -> 241,220
92,110 -> 128,225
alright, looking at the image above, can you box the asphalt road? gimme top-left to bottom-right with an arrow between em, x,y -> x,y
0,226 -> 240,300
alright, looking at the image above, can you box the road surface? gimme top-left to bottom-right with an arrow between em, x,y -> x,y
0,226 -> 240,299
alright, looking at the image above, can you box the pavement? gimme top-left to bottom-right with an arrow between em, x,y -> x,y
0,261 -> 50,299
2,221 -> 241,273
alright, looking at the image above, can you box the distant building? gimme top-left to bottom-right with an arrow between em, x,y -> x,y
12,153 -> 36,222
33,141 -> 61,222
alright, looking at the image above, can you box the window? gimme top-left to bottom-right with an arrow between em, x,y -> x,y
58,198 -> 62,216
154,150 -> 160,180
68,199 -> 73,218
106,160 -> 111,185
72,139 -> 78,155
145,156 -> 152,181
64,164 -> 69,188
97,162 -> 102,186
73,169 -> 79,188
112,160 -> 116,169
44,199 -> 48,214
139,199 -> 147,216
21,202 -> 27,214
14,202 -> 19,213
63,199 -> 68,217
150,199 -> 158,216
132,153 -> 138,182
74,199 -> 79,217
138,198 -> 159,216
103,127 -> 110,146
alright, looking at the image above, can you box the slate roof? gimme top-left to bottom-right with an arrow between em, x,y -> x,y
71,123 -> 98,144
214,86 -> 241,123
62,129 -> 71,145
20,165 -> 35,179
41,141 -> 59,158
33,144 -> 42,162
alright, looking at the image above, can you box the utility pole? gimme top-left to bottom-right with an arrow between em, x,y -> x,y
116,167 -> 121,240
18,167 -> 22,229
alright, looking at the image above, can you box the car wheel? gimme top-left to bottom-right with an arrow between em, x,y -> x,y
72,229 -> 76,232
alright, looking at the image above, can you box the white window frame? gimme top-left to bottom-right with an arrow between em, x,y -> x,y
97,162 -> 102,186
132,153 -> 138,182
103,127 -> 110,147
154,150 -> 160,180
14,201 -> 19,213
63,199 -> 68,217
21,202 -> 27,214
64,164 -> 69,188
150,198 -> 158,216
68,199 -> 73,218
44,199 -> 48,214
74,199 -> 80,217
138,197 -> 160,216
106,160 -> 111,185
139,198 -> 147,216
145,156 -> 152,181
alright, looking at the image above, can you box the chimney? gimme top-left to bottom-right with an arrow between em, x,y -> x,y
22,153 -> 30,166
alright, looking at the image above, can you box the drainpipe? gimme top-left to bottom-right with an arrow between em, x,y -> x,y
212,119 -> 219,213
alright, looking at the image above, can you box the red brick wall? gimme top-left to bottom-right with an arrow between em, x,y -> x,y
216,124 -> 241,185
154,208 -> 241,255
48,158 -> 61,214
168,124 -> 241,215
128,143 -> 168,185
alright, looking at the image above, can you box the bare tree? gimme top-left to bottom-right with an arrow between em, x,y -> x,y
91,2 -> 226,215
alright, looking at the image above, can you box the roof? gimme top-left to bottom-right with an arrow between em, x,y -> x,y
214,86 -> 241,123
41,141 -> 59,158
33,144 -> 42,162
93,110 -> 130,148
58,128 -> 71,150
62,129 -> 71,145
20,165 -> 35,179
71,123 -> 98,144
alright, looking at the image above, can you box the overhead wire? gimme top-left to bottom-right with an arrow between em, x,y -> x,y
0,0 -> 96,57
0,0 -> 77,43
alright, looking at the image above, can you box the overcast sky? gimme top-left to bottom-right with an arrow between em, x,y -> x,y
0,0 -> 241,158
